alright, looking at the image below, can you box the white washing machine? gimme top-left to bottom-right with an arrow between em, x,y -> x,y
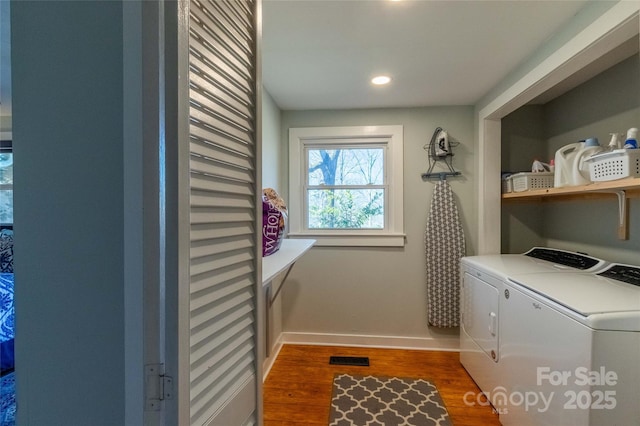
499,263 -> 640,425
459,248 -> 609,413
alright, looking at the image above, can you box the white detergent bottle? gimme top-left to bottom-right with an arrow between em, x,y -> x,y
554,141 -> 583,187
573,137 -> 603,185
624,128 -> 638,149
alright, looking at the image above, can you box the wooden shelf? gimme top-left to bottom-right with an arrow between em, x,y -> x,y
502,177 -> 640,240
502,177 -> 640,200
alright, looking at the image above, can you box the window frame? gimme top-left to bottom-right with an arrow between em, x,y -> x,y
288,125 -> 404,247
305,141 -> 387,230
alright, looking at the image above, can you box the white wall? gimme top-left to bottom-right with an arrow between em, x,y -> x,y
262,89 -> 283,192
277,107 -> 474,349
0,116 -> 10,139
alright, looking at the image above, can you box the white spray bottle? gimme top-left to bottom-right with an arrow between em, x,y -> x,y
608,133 -> 621,150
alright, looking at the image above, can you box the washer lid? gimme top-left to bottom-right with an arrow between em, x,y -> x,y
462,247 -> 608,279
509,266 -> 640,331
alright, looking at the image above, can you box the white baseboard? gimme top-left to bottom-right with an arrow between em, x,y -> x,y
262,338 -> 284,382
279,332 -> 460,352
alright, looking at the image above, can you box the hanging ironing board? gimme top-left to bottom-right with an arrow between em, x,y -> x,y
424,179 -> 465,327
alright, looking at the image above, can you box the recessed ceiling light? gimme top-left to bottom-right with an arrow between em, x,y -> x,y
371,75 -> 391,85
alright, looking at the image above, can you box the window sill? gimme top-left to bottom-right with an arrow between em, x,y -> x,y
287,232 -> 406,247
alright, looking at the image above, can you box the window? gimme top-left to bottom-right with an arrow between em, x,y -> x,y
0,141 -> 12,225
289,125 -> 404,246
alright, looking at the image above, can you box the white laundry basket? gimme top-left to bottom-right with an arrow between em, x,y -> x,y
587,149 -> 640,182
502,175 -> 513,193
510,172 -> 554,192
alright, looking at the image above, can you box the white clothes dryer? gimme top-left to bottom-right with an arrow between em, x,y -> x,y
459,248 -> 609,413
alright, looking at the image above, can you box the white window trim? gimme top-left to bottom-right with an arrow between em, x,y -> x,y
288,125 -> 405,247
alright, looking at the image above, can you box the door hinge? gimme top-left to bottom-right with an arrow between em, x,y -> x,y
145,363 -> 174,411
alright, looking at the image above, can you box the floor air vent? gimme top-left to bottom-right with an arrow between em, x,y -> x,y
329,356 -> 370,366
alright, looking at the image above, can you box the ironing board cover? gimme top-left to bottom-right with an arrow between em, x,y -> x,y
425,180 -> 465,327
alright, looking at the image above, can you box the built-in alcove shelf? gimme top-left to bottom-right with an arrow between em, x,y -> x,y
502,177 -> 640,200
502,177 -> 640,239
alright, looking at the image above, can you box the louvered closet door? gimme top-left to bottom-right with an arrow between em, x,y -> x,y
188,0 -> 259,424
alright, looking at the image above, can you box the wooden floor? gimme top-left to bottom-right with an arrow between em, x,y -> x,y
263,344 -> 501,425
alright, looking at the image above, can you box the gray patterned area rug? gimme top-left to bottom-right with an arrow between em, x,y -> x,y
329,374 -> 452,426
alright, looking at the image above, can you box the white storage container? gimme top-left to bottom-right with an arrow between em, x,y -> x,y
511,172 -> 554,192
587,149 -> 640,182
502,175 -> 513,193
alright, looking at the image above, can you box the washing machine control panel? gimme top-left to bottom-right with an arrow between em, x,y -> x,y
598,264 -> 640,287
525,247 -> 602,270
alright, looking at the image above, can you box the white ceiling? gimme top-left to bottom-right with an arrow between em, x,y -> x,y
0,1 -> 596,119
262,0 -> 590,110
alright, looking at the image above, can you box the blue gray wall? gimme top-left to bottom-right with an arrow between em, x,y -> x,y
476,1 -> 617,113
542,54 -> 640,264
501,54 -> 640,262
278,107 -> 474,348
12,2 -> 126,424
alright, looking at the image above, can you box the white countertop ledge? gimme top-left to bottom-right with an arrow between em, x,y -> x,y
262,238 -> 315,285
